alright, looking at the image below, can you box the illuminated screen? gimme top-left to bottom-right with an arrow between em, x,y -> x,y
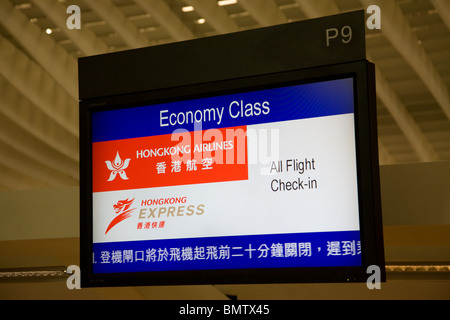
90,77 -> 363,275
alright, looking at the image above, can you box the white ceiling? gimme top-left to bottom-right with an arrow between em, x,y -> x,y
0,0 -> 450,191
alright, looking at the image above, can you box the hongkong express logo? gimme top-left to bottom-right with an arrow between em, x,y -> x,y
105,198 -> 136,234
105,197 -> 205,234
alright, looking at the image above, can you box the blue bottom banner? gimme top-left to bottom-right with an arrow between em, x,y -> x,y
93,230 -> 361,274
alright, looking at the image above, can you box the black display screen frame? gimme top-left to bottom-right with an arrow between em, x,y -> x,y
80,60 -> 385,288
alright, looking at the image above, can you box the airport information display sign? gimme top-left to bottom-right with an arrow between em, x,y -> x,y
91,78 -> 361,275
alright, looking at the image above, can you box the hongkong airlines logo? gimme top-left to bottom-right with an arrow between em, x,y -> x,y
105,151 -> 131,181
105,198 -> 136,234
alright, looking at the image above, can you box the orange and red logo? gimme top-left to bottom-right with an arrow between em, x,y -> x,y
105,198 -> 136,234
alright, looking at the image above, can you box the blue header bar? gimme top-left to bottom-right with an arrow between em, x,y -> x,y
92,78 -> 354,143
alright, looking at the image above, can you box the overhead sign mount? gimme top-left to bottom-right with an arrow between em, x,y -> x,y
79,10 -> 385,287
